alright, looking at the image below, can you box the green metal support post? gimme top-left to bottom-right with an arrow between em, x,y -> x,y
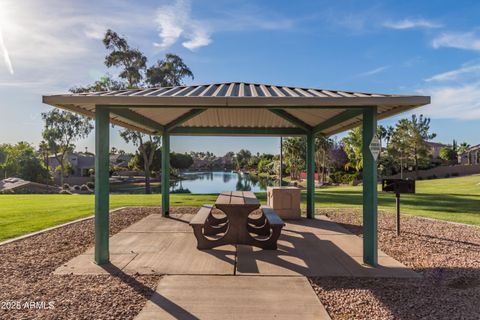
94,107 -> 110,265
161,132 -> 170,216
306,132 -> 315,219
362,107 -> 378,267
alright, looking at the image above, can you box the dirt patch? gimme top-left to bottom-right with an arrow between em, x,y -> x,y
0,207 -> 180,320
311,209 -> 480,320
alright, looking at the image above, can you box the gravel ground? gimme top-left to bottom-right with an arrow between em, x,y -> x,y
310,208 -> 480,320
0,207 -> 185,320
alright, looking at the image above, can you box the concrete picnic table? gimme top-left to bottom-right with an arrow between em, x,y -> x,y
190,191 -> 285,250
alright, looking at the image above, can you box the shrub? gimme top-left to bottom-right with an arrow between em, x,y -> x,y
62,183 -> 70,190
426,174 -> 437,180
329,171 -> 360,184
0,188 -> 15,194
444,173 -> 451,178
59,189 -> 72,195
452,172 -> 460,177
86,181 -> 94,189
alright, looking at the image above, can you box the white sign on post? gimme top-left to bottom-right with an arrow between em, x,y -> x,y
369,134 -> 381,161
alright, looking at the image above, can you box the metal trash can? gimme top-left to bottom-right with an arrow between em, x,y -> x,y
266,186 -> 301,220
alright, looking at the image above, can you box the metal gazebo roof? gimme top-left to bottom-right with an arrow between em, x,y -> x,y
42,82 -> 430,136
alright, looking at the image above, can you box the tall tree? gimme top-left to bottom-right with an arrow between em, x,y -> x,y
315,135 -> 333,184
235,149 -> 252,170
342,127 -> 363,173
146,53 -> 194,86
120,132 -> 161,194
282,137 -> 305,180
388,114 -> 436,178
0,142 -> 50,183
42,110 -> 93,186
70,75 -> 126,93
103,29 -> 147,88
457,142 -> 470,156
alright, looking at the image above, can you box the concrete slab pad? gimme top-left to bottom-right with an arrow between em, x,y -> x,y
121,214 -> 193,233
54,253 -> 136,275
123,233 -> 235,275
135,275 -> 331,320
283,216 -> 352,235
84,232 -> 177,254
236,229 -> 414,277
236,233 -> 352,276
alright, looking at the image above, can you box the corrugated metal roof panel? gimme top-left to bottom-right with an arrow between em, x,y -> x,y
42,82 -> 430,136
181,108 -> 295,128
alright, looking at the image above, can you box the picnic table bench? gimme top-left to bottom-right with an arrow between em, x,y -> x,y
190,191 -> 285,250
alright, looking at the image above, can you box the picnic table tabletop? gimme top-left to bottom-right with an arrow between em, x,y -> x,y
215,191 -> 260,206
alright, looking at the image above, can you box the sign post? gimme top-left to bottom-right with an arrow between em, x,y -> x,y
382,179 -> 416,236
369,134 -> 381,161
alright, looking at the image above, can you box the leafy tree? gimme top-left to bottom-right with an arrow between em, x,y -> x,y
170,152 -> 194,170
315,135 -> 333,184
120,133 -> 161,194
457,142 -> 470,156
70,75 -> 126,93
103,29 -> 147,87
235,149 -> 252,170
439,146 -> 457,162
41,109 -> 93,186
342,127 -> 363,173
282,137 -> 305,180
0,142 -> 50,183
0,144 -> 9,178
146,53 -> 194,86
388,114 -> 436,178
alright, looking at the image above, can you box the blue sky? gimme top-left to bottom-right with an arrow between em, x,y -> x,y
0,0 -> 479,155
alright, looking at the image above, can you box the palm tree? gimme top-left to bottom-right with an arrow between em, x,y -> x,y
342,127 -> 363,172
283,137 -> 305,180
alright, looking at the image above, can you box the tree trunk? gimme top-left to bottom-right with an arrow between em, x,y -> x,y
59,162 -> 65,187
143,152 -> 151,194
321,149 -> 326,185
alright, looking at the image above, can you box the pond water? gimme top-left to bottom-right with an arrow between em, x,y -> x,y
171,171 -> 274,194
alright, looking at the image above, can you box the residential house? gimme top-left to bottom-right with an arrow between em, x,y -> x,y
458,144 -> 480,165
110,153 -> 133,168
48,152 -> 95,177
426,142 -> 447,159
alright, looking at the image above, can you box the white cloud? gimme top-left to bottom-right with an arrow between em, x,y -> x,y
383,18 -> 442,30
357,66 -> 389,77
420,62 -> 480,119
154,0 -> 211,51
425,64 -> 480,82
418,82 -> 480,120
153,0 -> 294,51
432,31 -> 480,51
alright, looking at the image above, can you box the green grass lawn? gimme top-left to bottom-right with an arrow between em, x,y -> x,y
0,175 -> 479,241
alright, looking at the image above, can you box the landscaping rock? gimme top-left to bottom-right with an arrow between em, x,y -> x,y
311,208 -> 480,320
0,207 -> 162,320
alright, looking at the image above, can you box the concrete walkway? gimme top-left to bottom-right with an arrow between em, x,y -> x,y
55,212 -> 420,319
135,275 -> 330,320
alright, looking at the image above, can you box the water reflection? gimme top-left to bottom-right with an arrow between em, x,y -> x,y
171,171 -> 274,194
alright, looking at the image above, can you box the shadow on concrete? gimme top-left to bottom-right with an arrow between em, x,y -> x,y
100,264 -> 200,320
234,229 -> 411,277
